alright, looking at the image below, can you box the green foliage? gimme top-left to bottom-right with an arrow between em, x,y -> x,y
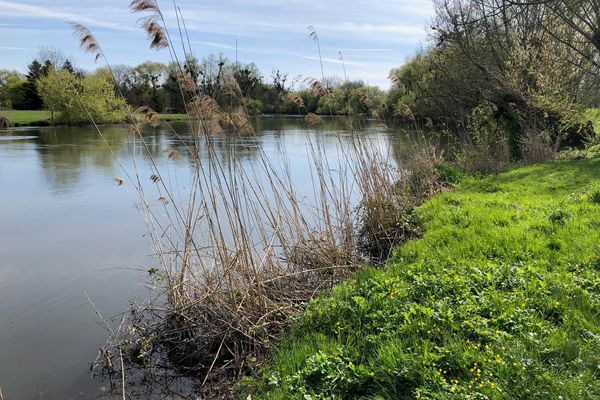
315,82 -> 384,117
455,103 -> 511,174
37,68 -> 126,125
384,0 -> 595,160
0,69 -> 26,109
385,45 -> 485,125
244,98 -> 264,115
243,158 -> 600,399
434,162 -> 465,186
582,109 -> 600,139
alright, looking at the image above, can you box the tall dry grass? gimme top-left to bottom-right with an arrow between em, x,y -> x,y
75,2 -> 446,397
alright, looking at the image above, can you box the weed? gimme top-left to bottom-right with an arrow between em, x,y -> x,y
547,208 -> 572,225
245,158 -> 600,399
589,188 -> 600,204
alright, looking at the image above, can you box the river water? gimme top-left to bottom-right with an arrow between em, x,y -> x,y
0,116 -> 399,399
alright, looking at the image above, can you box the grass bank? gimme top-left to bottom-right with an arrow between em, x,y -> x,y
243,157 -> 600,399
0,110 -> 188,127
2,110 -> 54,126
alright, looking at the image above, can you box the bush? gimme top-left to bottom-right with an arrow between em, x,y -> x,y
455,103 -> 511,174
521,130 -> 556,165
243,98 -> 264,115
37,68 -> 126,124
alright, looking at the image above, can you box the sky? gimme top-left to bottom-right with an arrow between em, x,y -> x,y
0,0 -> 434,88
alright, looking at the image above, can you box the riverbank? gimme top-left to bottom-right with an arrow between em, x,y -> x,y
242,155 -> 600,399
0,110 -> 189,127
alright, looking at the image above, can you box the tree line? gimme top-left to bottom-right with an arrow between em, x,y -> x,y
3,0 -> 600,140
0,51 -> 387,122
385,0 -> 600,167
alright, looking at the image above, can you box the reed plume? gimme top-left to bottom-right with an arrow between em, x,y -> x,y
305,112 -> 323,127
308,25 -> 325,82
388,71 -> 400,87
130,0 -> 168,50
425,117 -> 434,129
129,0 -> 163,16
288,93 -> 305,109
177,71 -> 197,92
304,77 -> 327,96
164,149 -> 182,162
71,23 -> 102,62
141,19 -> 169,50
0,116 -> 10,128
134,106 -> 161,127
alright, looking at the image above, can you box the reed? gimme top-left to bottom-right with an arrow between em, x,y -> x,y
73,3 -> 442,397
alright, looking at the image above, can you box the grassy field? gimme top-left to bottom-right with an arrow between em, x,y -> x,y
159,113 -> 189,122
0,110 -> 189,126
2,110 -> 54,126
243,157 -> 600,399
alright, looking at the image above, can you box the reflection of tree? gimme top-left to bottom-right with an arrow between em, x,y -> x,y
36,125 -> 130,190
27,117 -> 392,192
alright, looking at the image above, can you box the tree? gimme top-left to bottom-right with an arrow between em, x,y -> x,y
37,68 -> 126,124
22,60 -> 45,110
62,60 -> 75,74
504,1 -> 600,72
36,47 -> 69,69
0,70 -> 26,109
131,61 -> 167,110
233,63 -> 264,99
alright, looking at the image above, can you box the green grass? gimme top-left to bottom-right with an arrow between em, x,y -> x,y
243,158 -> 600,399
159,113 -> 188,122
0,110 -> 189,126
2,110 -> 53,126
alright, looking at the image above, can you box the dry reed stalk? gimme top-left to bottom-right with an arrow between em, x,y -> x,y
73,3 -> 429,397
308,25 -> 325,83
305,112 -> 323,127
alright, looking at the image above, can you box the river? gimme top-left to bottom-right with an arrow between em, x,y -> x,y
0,116 -> 399,399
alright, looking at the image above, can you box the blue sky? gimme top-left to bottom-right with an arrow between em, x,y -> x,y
0,0 -> 434,88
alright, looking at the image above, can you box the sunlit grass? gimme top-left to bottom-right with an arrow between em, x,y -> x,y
159,113 -> 188,122
3,110 -> 53,126
1,110 -> 189,126
243,157 -> 600,399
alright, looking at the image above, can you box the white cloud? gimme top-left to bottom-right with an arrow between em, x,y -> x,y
337,48 -> 394,52
324,22 -> 426,36
189,40 -> 235,50
0,0 -> 134,31
298,54 -> 366,68
0,46 -> 28,50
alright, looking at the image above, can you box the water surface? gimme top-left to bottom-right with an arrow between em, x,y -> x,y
0,117 -> 398,398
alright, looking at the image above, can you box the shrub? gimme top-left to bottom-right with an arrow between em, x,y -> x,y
521,130 -> 556,164
37,68 -> 126,124
455,102 -> 511,174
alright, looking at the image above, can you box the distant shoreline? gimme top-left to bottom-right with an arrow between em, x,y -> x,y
1,110 -> 191,128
